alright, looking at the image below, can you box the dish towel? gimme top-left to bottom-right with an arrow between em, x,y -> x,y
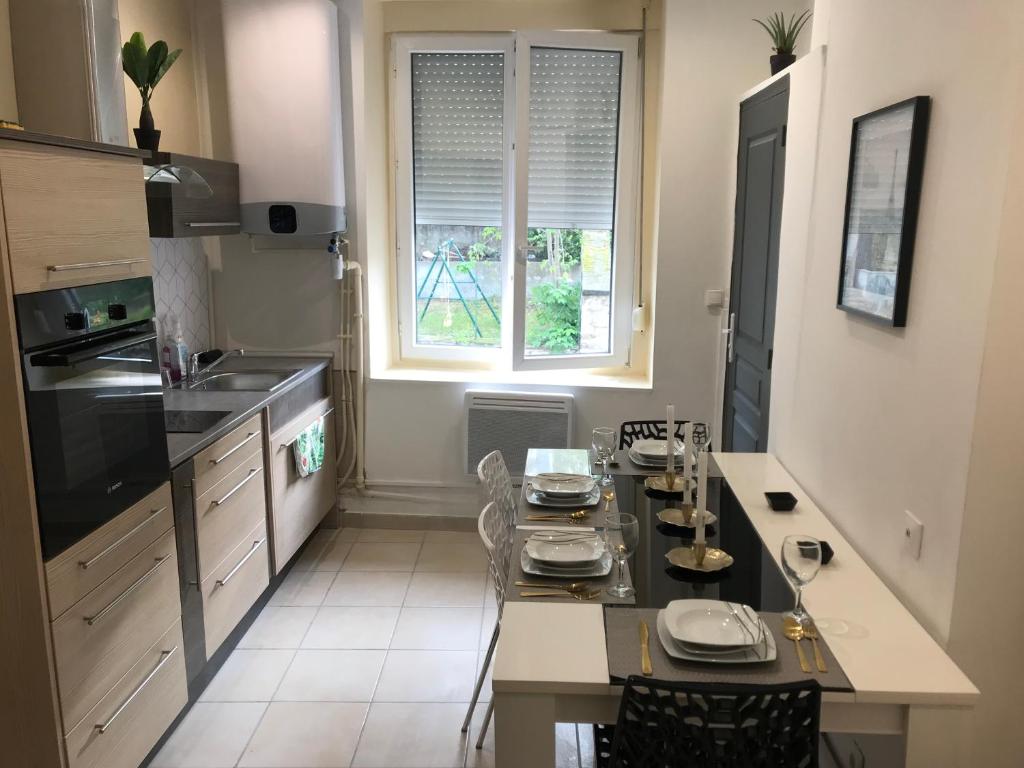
291,416 -> 325,478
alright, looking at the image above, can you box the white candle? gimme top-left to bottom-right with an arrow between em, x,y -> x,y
665,404 -> 675,475
683,422 -> 693,479
696,451 -> 708,544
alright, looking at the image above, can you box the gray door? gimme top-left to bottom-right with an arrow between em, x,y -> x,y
722,77 -> 789,452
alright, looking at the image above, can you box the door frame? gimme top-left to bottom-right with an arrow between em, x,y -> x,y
715,74 -> 790,452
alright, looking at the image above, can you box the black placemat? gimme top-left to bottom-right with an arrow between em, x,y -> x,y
604,607 -> 852,692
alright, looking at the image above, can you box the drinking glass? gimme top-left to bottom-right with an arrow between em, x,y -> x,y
781,535 -> 822,623
592,427 -> 616,486
604,512 -> 639,598
691,422 -> 711,456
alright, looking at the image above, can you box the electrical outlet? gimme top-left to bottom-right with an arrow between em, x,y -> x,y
903,510 -> 924,559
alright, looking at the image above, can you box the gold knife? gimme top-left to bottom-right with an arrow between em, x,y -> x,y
639,620 -> 653,676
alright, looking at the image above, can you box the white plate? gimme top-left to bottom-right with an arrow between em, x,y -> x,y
524,534 -> 605,567
526,485 -> 601,508
628,447 -> 695,469
531,473 -> 596,498
520,547 -> 613,578
662,599 -> 761,648
631,439 -> 684,459
656,610 -> 776,664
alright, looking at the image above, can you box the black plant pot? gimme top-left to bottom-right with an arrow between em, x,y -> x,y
770,53 -> 796,75
134,104 -> 161,152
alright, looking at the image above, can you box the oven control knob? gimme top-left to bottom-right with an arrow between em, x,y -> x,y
108,303 -> 128,321
64,311 -> 88,331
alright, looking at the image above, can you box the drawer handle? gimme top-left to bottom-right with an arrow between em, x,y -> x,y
210,431 -> 260,465
185,221 -> 241,228
212,467 -> 263,507
280,407 -> 335,448
79,507 -> 167,570
47,258 -> 149,272
84,556 -> 170,626
95,646 -> 178,734
216,538 -> 266,588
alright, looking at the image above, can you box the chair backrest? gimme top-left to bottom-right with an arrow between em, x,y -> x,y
477,501 -> 512,614
605,677 -> 820,768
477,450 -> 518,529
619,420 -> 713,452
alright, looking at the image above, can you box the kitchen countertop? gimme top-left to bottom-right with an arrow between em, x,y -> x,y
163,355 -> 332,468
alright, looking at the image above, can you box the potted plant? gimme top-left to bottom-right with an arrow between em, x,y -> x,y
753,10 -> 811,75
121,32 -> 182,152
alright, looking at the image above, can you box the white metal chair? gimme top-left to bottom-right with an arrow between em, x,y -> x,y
462,496 -> 515,748
476,449 -> 518,530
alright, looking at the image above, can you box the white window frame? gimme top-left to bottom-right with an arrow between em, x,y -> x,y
391,31 -> 640,371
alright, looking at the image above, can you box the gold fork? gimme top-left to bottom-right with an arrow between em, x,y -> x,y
519,589 -> 602,601
804,620 -> 828,673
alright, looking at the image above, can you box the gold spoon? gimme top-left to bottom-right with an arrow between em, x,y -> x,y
520,588 -> 601,601
526,510 -> 588,522
514,580 -> 591,594
803,620 -> 827,673
783,617 -> 811,673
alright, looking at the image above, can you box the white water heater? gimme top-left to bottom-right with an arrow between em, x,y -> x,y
221,0 -> 347,235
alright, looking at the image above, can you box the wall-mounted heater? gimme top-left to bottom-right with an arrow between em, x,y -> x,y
221,0 -> 346,236
464,391 -> 574,480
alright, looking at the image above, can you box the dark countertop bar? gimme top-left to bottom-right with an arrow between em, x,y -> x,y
163,355 -> 332,468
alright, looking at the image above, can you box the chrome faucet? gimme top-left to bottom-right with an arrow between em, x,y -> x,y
187,348 -> 245,386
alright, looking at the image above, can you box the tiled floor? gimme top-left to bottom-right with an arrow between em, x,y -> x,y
153,527 -> 591,768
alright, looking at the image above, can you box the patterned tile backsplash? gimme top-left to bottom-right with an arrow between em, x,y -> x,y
151,238 -> 211,357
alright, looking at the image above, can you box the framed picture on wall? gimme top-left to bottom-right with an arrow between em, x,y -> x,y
837,96 -> 931,327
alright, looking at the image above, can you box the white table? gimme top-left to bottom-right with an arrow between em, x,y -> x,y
492,452 -> 978,766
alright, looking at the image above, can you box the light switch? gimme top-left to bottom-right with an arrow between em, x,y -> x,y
903,510 -> 924,559
704,289 -> 724,308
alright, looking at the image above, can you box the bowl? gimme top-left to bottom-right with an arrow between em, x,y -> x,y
764,491 -> 797,511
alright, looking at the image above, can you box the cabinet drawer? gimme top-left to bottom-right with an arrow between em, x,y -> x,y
46,484 -> 173,620
196,447 -> 267,581
51,529 -> 180,734
0,142 -> 151,293
269,399 -> 337,573
193,414 -> 263,498
202,521 -> 269,657
64,619 -> 186,768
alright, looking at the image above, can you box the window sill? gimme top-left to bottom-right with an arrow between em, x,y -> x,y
369,361 -> 653,390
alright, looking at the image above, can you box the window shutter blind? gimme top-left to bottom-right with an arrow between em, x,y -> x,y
411,52 -> 504,227
527,48 -> 622,231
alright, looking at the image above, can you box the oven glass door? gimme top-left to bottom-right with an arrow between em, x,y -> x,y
23,325 -> 169,560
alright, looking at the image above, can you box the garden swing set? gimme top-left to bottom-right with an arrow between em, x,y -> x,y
416,238 -> 499,338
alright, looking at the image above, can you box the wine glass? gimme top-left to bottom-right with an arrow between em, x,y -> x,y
604,512 -> 639,598
781,535 -> 822,624
592,427 -> 616,486
691,422 -> 711,456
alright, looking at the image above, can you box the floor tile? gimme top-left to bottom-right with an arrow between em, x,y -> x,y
357,528 -> 426,543
391,607 -> 483,650
404,571 -> 487,607
238,701 -> 367,768
484,575 -> 498,609
480,608 -> 499,649
151,702 -> 267,768
238,606 -> 318,649
324,571 -> 411,606
337,527 -> 360,542
291,529 -> 339,571
274,649 -> 386,702
416,535 -> 488,572
199,649 -> 295,702
342,542 -> 422,571
352,703 -> 470,767
303,537 -> 353,571
302,606 -> 401,649
374,650 -> 478,702
269,570 -> 336,607
476,650 -> 494,704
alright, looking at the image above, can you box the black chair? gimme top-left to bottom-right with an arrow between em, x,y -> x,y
596,677 -> 821,768
619,420 -> 712,452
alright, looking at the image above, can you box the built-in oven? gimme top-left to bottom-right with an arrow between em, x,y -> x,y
15,277 -> 170,561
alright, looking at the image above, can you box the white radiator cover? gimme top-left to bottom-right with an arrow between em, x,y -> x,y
221,0 -> 346,235
464,391 -> 574,479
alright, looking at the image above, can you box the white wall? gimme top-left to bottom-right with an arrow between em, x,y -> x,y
350,0 -> 810,513
769,0 -> 1020,641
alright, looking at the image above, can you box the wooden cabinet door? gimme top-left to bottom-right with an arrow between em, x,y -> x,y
0,141 -> 150,293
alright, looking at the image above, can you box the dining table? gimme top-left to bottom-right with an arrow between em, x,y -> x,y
492,448 -> 979,767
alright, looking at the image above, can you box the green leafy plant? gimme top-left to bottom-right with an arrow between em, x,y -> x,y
121,32 -> 182,127
753,10 -> 811,54
526,279 -> 581,354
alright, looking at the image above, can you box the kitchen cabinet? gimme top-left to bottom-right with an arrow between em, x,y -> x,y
145,152 -> 241,238
0,139 -> 150,293
201,521 -> 270,657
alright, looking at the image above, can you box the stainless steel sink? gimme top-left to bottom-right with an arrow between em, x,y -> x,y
188,369 -> 300,392
164,409 -> 231,433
